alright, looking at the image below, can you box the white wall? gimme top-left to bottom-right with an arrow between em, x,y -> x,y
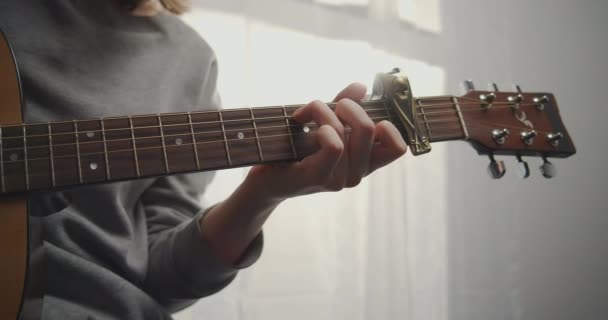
440,1 -> 608,319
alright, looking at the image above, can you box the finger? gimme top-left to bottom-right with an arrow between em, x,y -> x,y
335,98 -> 375,185
295,124 -> 344,182
334,82 -> 367,102
292,100 -> 344,138
369,121 -> 408,173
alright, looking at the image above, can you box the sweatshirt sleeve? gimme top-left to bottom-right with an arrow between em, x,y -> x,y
141,173 -> 264,312
142,48 -> 263,312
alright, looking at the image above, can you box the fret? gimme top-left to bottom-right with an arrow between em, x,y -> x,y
283,106 -> 298,159
250,109 -> 264,162
417,99 -> 433,140
131,116 -> 166,176
190,111 -> 230,169
22,126 -> 30,190
73,121 -> 84,184
128,116 -> 141,177
157,115 -> 170,174
222,109 -> 263,166
100,119 -> 111,180
0,127 -> 4,193
50,122 -> 80,186
24,124 -> 52,189
217,111 -> 232,166
284,105 -> 317,158
103,117 -> 138,180
452,97 -> 469,139
416,97 -> 464,142
160,113 -> 198,173
188,113 -> 201,170
76,120 -> 107,183
253,107 -> 296,162
1,126 -> 26,192
48,123 -> 56,187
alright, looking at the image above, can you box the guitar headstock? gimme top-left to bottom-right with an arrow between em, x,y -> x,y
373,70 -> 576,179
458,83 -> 575,178
460,85 -> 575,158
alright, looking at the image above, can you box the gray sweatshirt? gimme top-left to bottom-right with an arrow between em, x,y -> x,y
0,1 -> 262,319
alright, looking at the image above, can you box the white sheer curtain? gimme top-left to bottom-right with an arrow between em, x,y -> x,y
313,0 -> 441,33
175,1 -> 447,319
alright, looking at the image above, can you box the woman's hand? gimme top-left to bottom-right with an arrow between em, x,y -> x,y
200,83 -> 408,264
246,82 -> 408,204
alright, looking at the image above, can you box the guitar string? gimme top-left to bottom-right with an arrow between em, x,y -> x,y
0,101 -> 539,147
416,104 -> 541,116
0,99 -> 544,141
3,122 -> 555,183
1,116 -> 557,168
0,107 -> 559,159
0,116 -> 405,165
1,146 -> 324,180
0,100 -> 386,132
0,105 -> 390,141
0,96 -> 559,163
0,114 -> 397,154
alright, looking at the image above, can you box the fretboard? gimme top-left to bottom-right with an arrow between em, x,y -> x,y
0,96 -> 467,195
415,95 -> 468,143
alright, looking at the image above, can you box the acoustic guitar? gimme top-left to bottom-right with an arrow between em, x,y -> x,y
0,30 -> 575,319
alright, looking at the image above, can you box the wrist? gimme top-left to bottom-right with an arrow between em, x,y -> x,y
239,171 -> 285,210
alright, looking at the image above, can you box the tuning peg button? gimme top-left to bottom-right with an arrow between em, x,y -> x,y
514,85 -> 523,93
533,95 -> 549,110
480,92 -> 496,109
517,155 -> 530,179
492,128 -> 510,144
547,132 -> 563,147
521,130 -> 538,145
463,80 -> 475,92
540,157 -> 556,178
488,155 -> 506,179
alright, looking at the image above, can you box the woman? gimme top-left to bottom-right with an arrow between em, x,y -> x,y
0,0 -> 407,318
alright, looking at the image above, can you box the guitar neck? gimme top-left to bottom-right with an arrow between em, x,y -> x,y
0,96 -> 466,195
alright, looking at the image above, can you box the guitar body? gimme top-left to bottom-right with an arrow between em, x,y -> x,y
0,30 -> 28,320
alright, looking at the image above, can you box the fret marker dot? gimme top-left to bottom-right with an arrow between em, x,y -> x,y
303,126 -> 310,133
10,153 -> 18,161
175,138 -> 183,146
86,132 -> 95,139
237,132 -> 245,140
90,162 -> 98,171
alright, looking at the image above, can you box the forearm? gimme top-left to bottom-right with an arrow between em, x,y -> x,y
199,172 -> 280,265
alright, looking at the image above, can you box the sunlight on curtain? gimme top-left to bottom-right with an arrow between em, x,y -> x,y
176,6 -> 447,320
398,0 -> 441,33
315,0 -> 369,6
313,0 -> 441,33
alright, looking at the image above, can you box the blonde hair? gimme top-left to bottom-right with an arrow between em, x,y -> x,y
116,0 -> 190,15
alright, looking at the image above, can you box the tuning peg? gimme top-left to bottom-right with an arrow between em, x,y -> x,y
480,92 -> 497,109
490,83 -> 499,92
514,84 -> 523,93
463,80 -> 475,92
506,85 -> 523,109
533,95 -> 549,110
389,68 -> 401,74
491,128 -> 510,144
520,130 -> 538,145
488,154 -> 506,179
516,155 -> 530,179
540,157 -> 556,178
546,132 -> 564,147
